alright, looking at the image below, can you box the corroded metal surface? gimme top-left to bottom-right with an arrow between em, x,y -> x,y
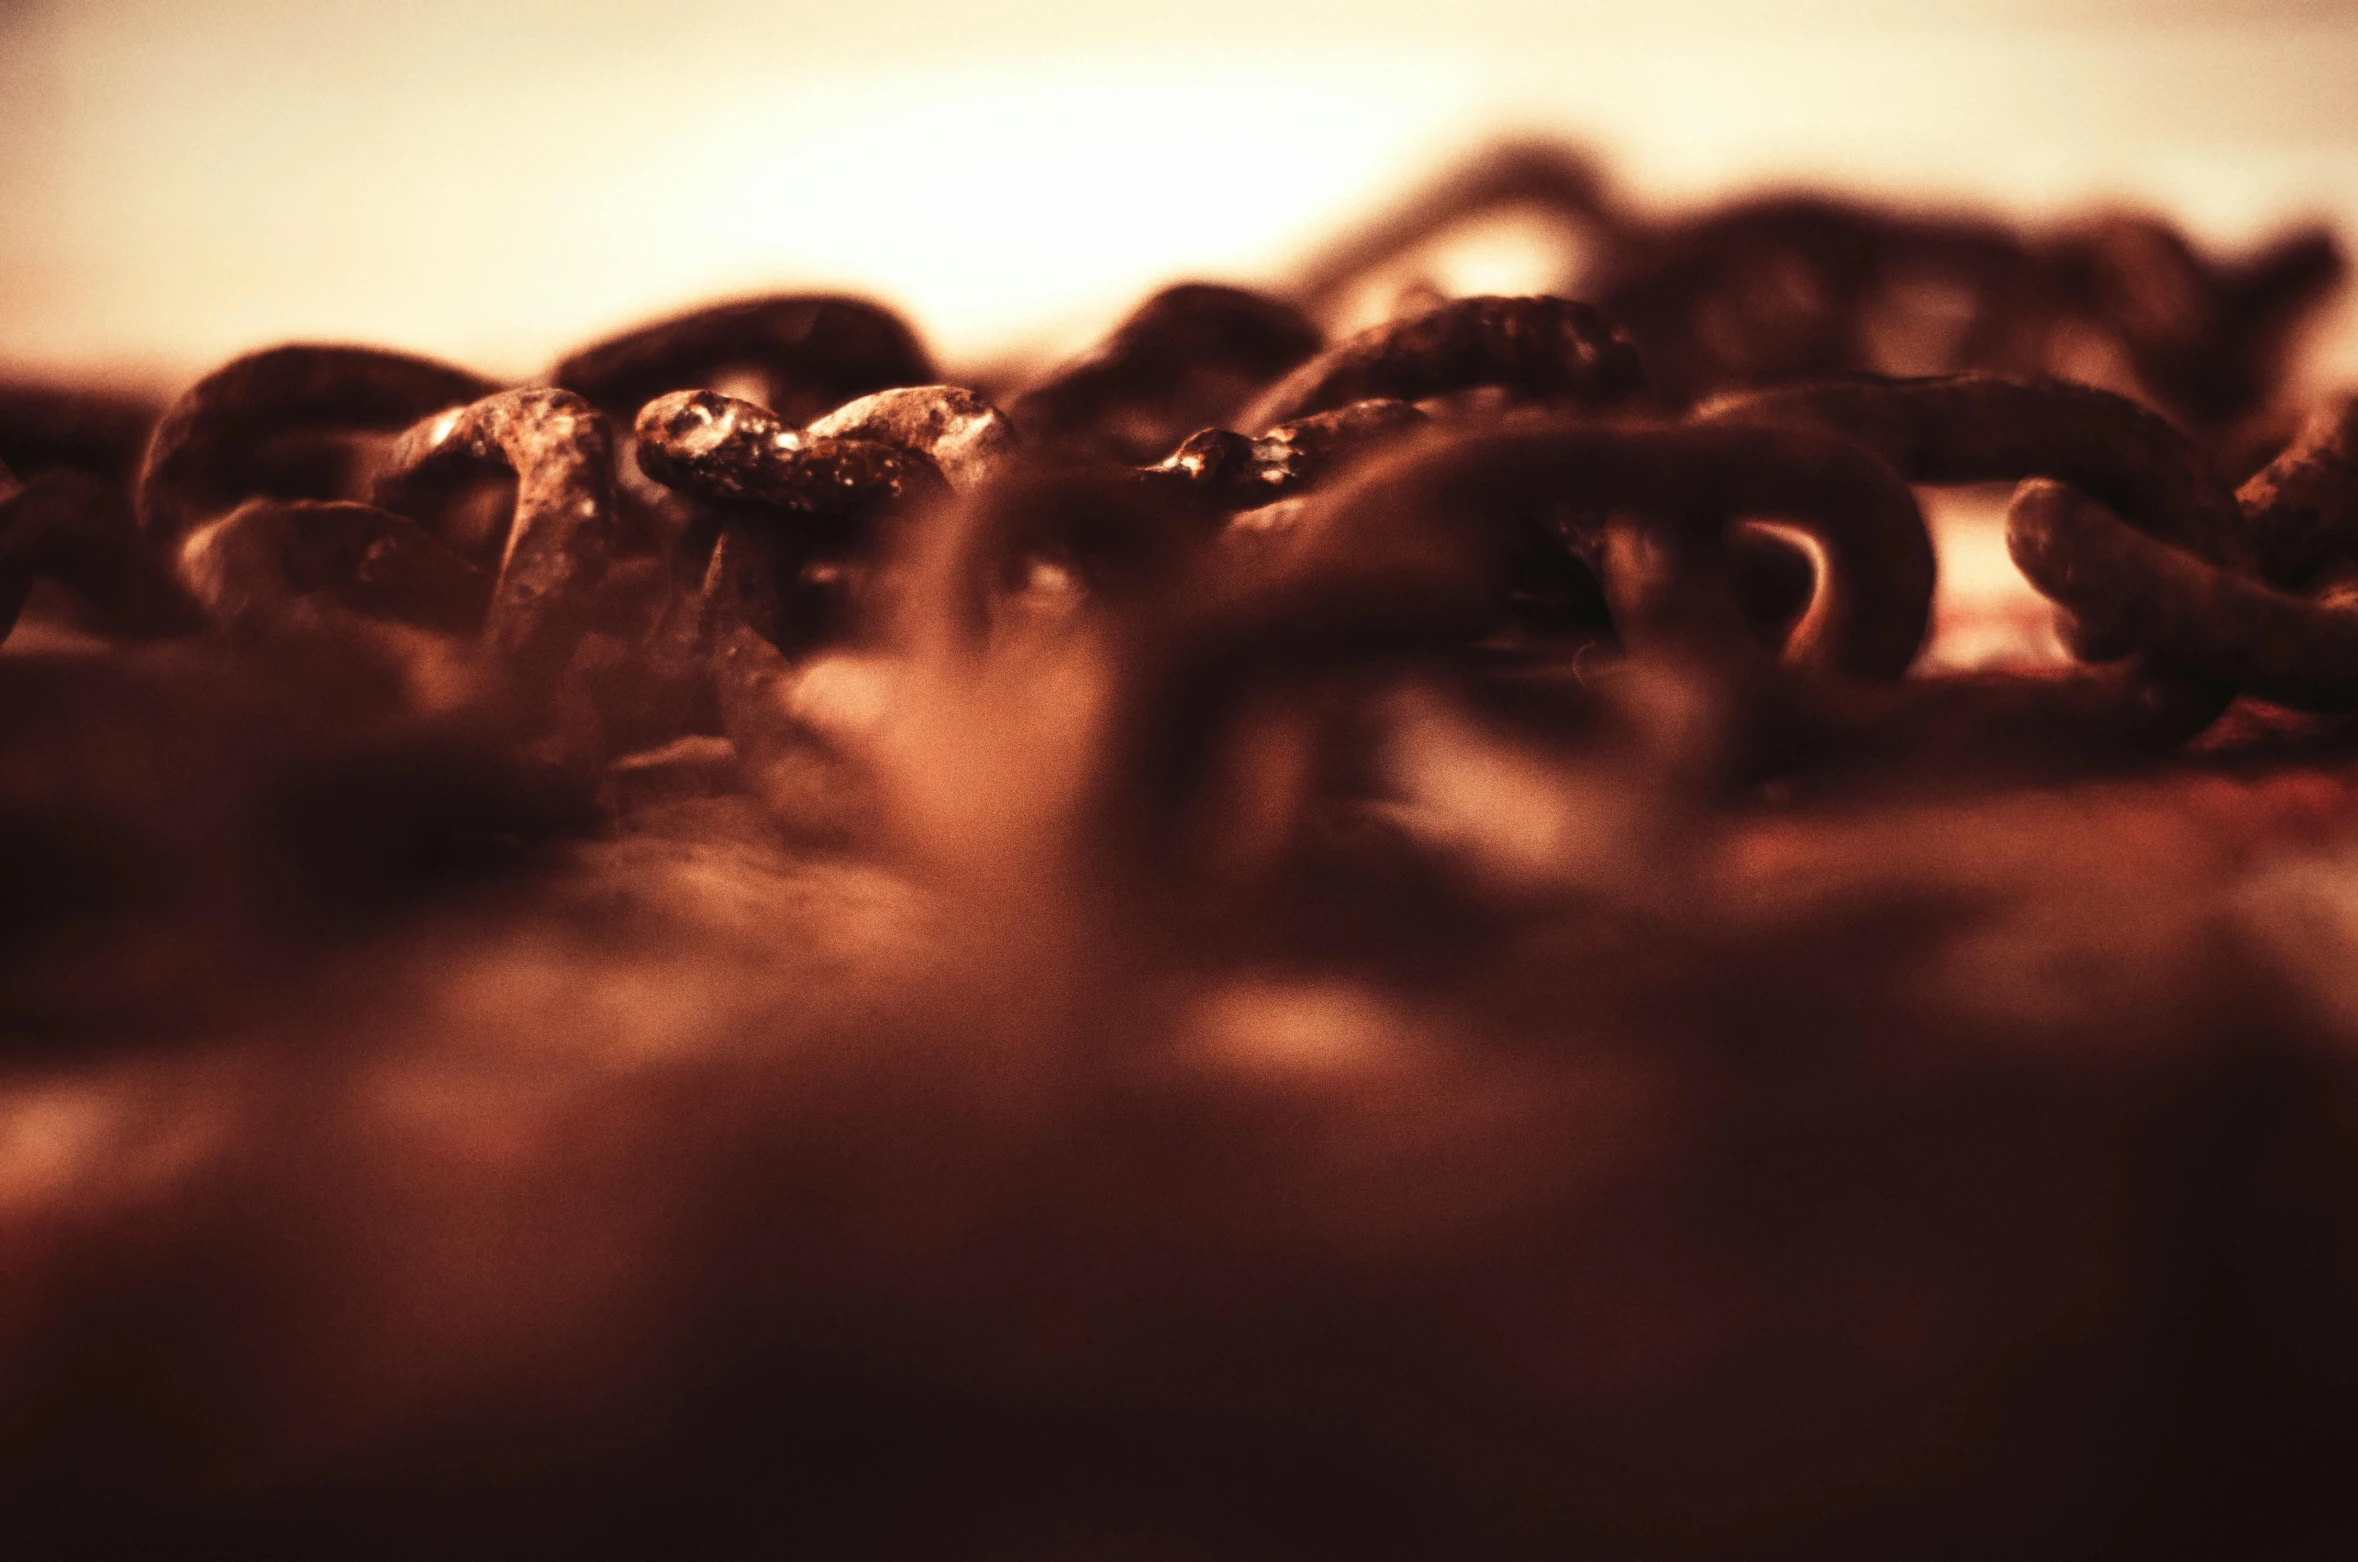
1141,398 -> 1432,512
806,384 -> 1020,491
633,388 -> 947,521
374,388 -> 617,679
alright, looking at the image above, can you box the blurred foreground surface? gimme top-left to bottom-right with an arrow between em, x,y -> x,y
8,642 -> 2358,1558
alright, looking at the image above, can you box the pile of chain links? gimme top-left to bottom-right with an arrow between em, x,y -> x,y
5,143 -> 2354,880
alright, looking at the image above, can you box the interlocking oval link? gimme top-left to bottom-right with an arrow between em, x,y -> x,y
1241,419 -> 1934,682
137,345 -> 496,547
372,389 -> 618,681
2008,477 -> 2358,712
1700,373 -> 2243,565
806,385 -> 1020,492
633,391 -> 954,843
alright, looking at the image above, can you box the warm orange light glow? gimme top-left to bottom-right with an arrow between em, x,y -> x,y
4,1 -> 2356,383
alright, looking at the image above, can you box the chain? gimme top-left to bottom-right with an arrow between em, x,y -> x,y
3,144 -> 2353,873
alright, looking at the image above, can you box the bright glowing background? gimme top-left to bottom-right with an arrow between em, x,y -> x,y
2,0 -> 2356,385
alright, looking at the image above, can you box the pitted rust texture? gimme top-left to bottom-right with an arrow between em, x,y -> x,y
553,294 -> 936,426
179,498 -> 489,640
136,346 -> 497,547
674,409 -> 940,724
373,388 -> 616,676
634,389 -> 949,527
635,390 -> 950,672
1142,399 -> 1432,513
806,384 -> 1020,491
659,387 -> 971,836
1009,283 -> 1324,463
1237,295 -> 1650,431
596,375 -> 979,758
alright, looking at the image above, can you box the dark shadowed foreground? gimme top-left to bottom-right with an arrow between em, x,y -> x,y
6,629 -> 2358,1560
